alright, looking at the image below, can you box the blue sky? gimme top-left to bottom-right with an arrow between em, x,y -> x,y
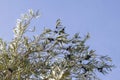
0,0 -> 120,80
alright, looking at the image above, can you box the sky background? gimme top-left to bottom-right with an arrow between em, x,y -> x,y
0,0 -> 120,80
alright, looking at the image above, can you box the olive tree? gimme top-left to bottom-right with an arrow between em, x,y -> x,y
0,10 -> 113,80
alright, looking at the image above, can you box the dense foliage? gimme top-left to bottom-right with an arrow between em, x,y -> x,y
0,10 -> 113,80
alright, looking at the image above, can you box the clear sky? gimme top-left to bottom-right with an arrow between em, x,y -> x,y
0,0 -> 120,80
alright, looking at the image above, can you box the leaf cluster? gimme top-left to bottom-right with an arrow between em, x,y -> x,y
0,10 -> 114,80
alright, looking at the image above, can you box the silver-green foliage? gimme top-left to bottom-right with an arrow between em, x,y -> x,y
0,10 -> 113,80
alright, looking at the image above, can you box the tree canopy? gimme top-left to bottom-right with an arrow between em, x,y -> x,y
0,9 -> 114,80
